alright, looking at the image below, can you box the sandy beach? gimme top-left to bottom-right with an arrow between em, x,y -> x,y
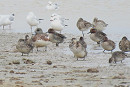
0,32 -> 129,87
0,0 -> 130,87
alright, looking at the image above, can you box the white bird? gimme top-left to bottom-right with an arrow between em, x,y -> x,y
0,14 -> 15,29
50,13 -> 69,23
26,12 -> 43,33
50,17 -> 67,33
46,1 -> 59,10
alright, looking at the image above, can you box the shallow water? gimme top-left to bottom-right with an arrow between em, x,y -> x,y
0,0 -> 130,35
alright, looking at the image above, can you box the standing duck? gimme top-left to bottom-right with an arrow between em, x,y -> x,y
31,28 -> 50,51
101,37 -> 115,53
109,51 -> 127,63
16,35 -> 34,56
88,29 -> 106,44
48,28 -> 66,46
77,18 -> 92,37
119,36 -> 130,52
79,37 -> 87,48
69,40 -> 87,60
92,17 -> 108,31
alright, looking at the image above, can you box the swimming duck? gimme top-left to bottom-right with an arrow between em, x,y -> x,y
119,36 -> 130,52
109,51 -> 127,63
101,37 -> 115,53
48,28 -> 66,46
16,35 -> 34,56
88,29 -> 106,44
92,17 -> 108,31
77,18 -> 92,37
32,28 -> 50,51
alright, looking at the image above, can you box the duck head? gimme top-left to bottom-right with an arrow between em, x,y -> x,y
48,28 -> 55,33
93,17 -> 98,22
88,29 -> 97,34
35,28 -> 43,34
122,36 -> 128,40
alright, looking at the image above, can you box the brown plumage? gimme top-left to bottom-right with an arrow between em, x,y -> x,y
48,28 -> 66,46
92,17 -> 108,31
77,18 -> 92,37
32,28 -> 50,51
119,36 -> 130,52
16,35 -> 34,56
101,37 -> 115,53
109,51 -> 127,63
79,37 -> 87,48
89,29 -> 106,44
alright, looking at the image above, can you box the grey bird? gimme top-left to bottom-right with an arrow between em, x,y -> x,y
92,17 -> 108,31
101,36 -> 115,53
88,28 -> 106,44
16,35 -> 34,56
79,37 -> 87,48
48,28 -> 66,46
31,28 -> 50,51
77,18 -> 92,37
109,51 -> 127,63
69,41 -> 87,60
119,36 -> 130,52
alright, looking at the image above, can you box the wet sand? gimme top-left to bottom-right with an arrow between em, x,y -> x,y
0,32 -> 130,87
0,0 -> 130,87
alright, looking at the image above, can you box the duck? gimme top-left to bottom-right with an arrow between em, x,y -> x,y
69,38 -> 77,52
16,35 -> 34,56
50,17 -> 67,33
79,37 -> 87,48
101,37 -> 115,53
0,14 -> 15,29
88,28 -> 106,44
77,18 -> 92,37
119,36 -> 130,52
46,1 -> 59,10
92,17 -> 108,31
26,12 -> 43,33
69,40 -> 87,60
47,28 -> 66,46
31,28 -> 50,51
109,51 -> 127,63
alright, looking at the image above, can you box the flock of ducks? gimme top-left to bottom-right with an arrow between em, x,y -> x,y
1,1 -> 130,64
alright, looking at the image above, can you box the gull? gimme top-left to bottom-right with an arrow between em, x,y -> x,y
50,13 -> 69,23
26,12 -> 43,33
0,14 -> 15,29
50,17 -> 67,33
46,1 -> 59,10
